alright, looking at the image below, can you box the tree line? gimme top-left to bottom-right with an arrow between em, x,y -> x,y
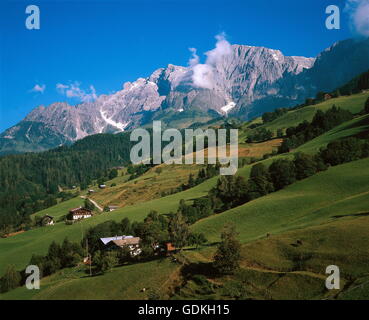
279,105 -> 353,153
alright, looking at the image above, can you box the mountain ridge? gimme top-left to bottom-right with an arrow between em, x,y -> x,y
1,38 -> 369,155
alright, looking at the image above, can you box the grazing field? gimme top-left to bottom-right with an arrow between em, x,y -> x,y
0,259 -> 180,300
238,139 -> 282,158
90,163 -> 201,208
245,92 -> 369,135
0,174 -> 215,275
191,157 -> 369,243
32,197 -> 85,220
296,113 -> 369,154
0,132 -> 286,274
8,157 -> 368,300
178,214 -> 369,300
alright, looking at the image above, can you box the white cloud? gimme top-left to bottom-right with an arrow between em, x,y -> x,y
191,63 -> 214,89
345,0 -> 369,37
205,32 -> 232,66
56,82 -> 97,102
56,83 -> 68,91
188,47 -> 200,66
187,32 -> 232,89
30,84 -> 45,93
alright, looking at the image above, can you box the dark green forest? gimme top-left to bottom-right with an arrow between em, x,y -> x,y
0,132 -> 133,232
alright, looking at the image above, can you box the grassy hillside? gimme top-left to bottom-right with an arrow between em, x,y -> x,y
2,156 -> 368,300
0,175 -> 215,275
32,197 -> 85,220
12,161 -> 369,301
0,259 -> 180,300
0,134 -> 288,275
296,113 -> 369,154
1,110 -> 368,276
238,139 -> 282,158
191,157 -> 369,243
89,164 -> 201,208
1,92 -> 369,299
243,92 -> 369,136
0,174 -> 368,300
178,214 -> 369,300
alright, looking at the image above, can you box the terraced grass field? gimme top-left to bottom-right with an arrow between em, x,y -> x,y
89,163 -> 201,208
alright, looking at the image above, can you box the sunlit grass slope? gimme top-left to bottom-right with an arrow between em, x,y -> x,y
191,158 -> 369,243
0,259 -> 179,300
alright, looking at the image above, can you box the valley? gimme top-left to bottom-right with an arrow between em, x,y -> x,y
1,90 -> 369,300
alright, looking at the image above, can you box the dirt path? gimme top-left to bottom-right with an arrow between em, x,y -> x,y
80,196 -> 103,212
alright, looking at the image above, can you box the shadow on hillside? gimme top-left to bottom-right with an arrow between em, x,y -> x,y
81,256 -> 168,278
181,262 -> 217,279
182,242 -> 219,252
332,211 -> 369,219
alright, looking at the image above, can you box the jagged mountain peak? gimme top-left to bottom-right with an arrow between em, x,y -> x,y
1,37 -> 369,155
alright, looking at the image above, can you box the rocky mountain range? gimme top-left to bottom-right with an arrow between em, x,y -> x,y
1,37 -> 369,155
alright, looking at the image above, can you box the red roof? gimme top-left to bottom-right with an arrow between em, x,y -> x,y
69,207 -> 92,216
165,242 -> 176,252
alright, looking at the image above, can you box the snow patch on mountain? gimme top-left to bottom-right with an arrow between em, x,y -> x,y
2,37 -> 368,155
221,101 -> 236,114
100,110 -> 129,131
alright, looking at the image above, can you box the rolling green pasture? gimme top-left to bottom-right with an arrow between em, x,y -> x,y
191,158 -> 369,243
0,259 -> 179,300
261,92 -> 369,133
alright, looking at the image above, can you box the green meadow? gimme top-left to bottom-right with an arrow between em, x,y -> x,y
1,97 -> 368,276
261,92 -> 369,133
0,175 -> 214,275
191,157 -> 369,243
0,259 -> 179,300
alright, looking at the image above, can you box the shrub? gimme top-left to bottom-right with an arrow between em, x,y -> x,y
0,265 -> 21,293
269,159 -> 296,190
213,224 -> 241,275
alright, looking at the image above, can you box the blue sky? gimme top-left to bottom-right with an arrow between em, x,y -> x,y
0,0 -> 356,131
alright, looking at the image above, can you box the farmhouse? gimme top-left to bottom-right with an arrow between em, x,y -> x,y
112,166 -> 124,170
324,93 -> 332,100
104,236 -> 142,256
108,205 -> 119,212
100,235 -> 129,245
41,215 -> 54,226
164,242 -> 176,255
67,207 -> 93,220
